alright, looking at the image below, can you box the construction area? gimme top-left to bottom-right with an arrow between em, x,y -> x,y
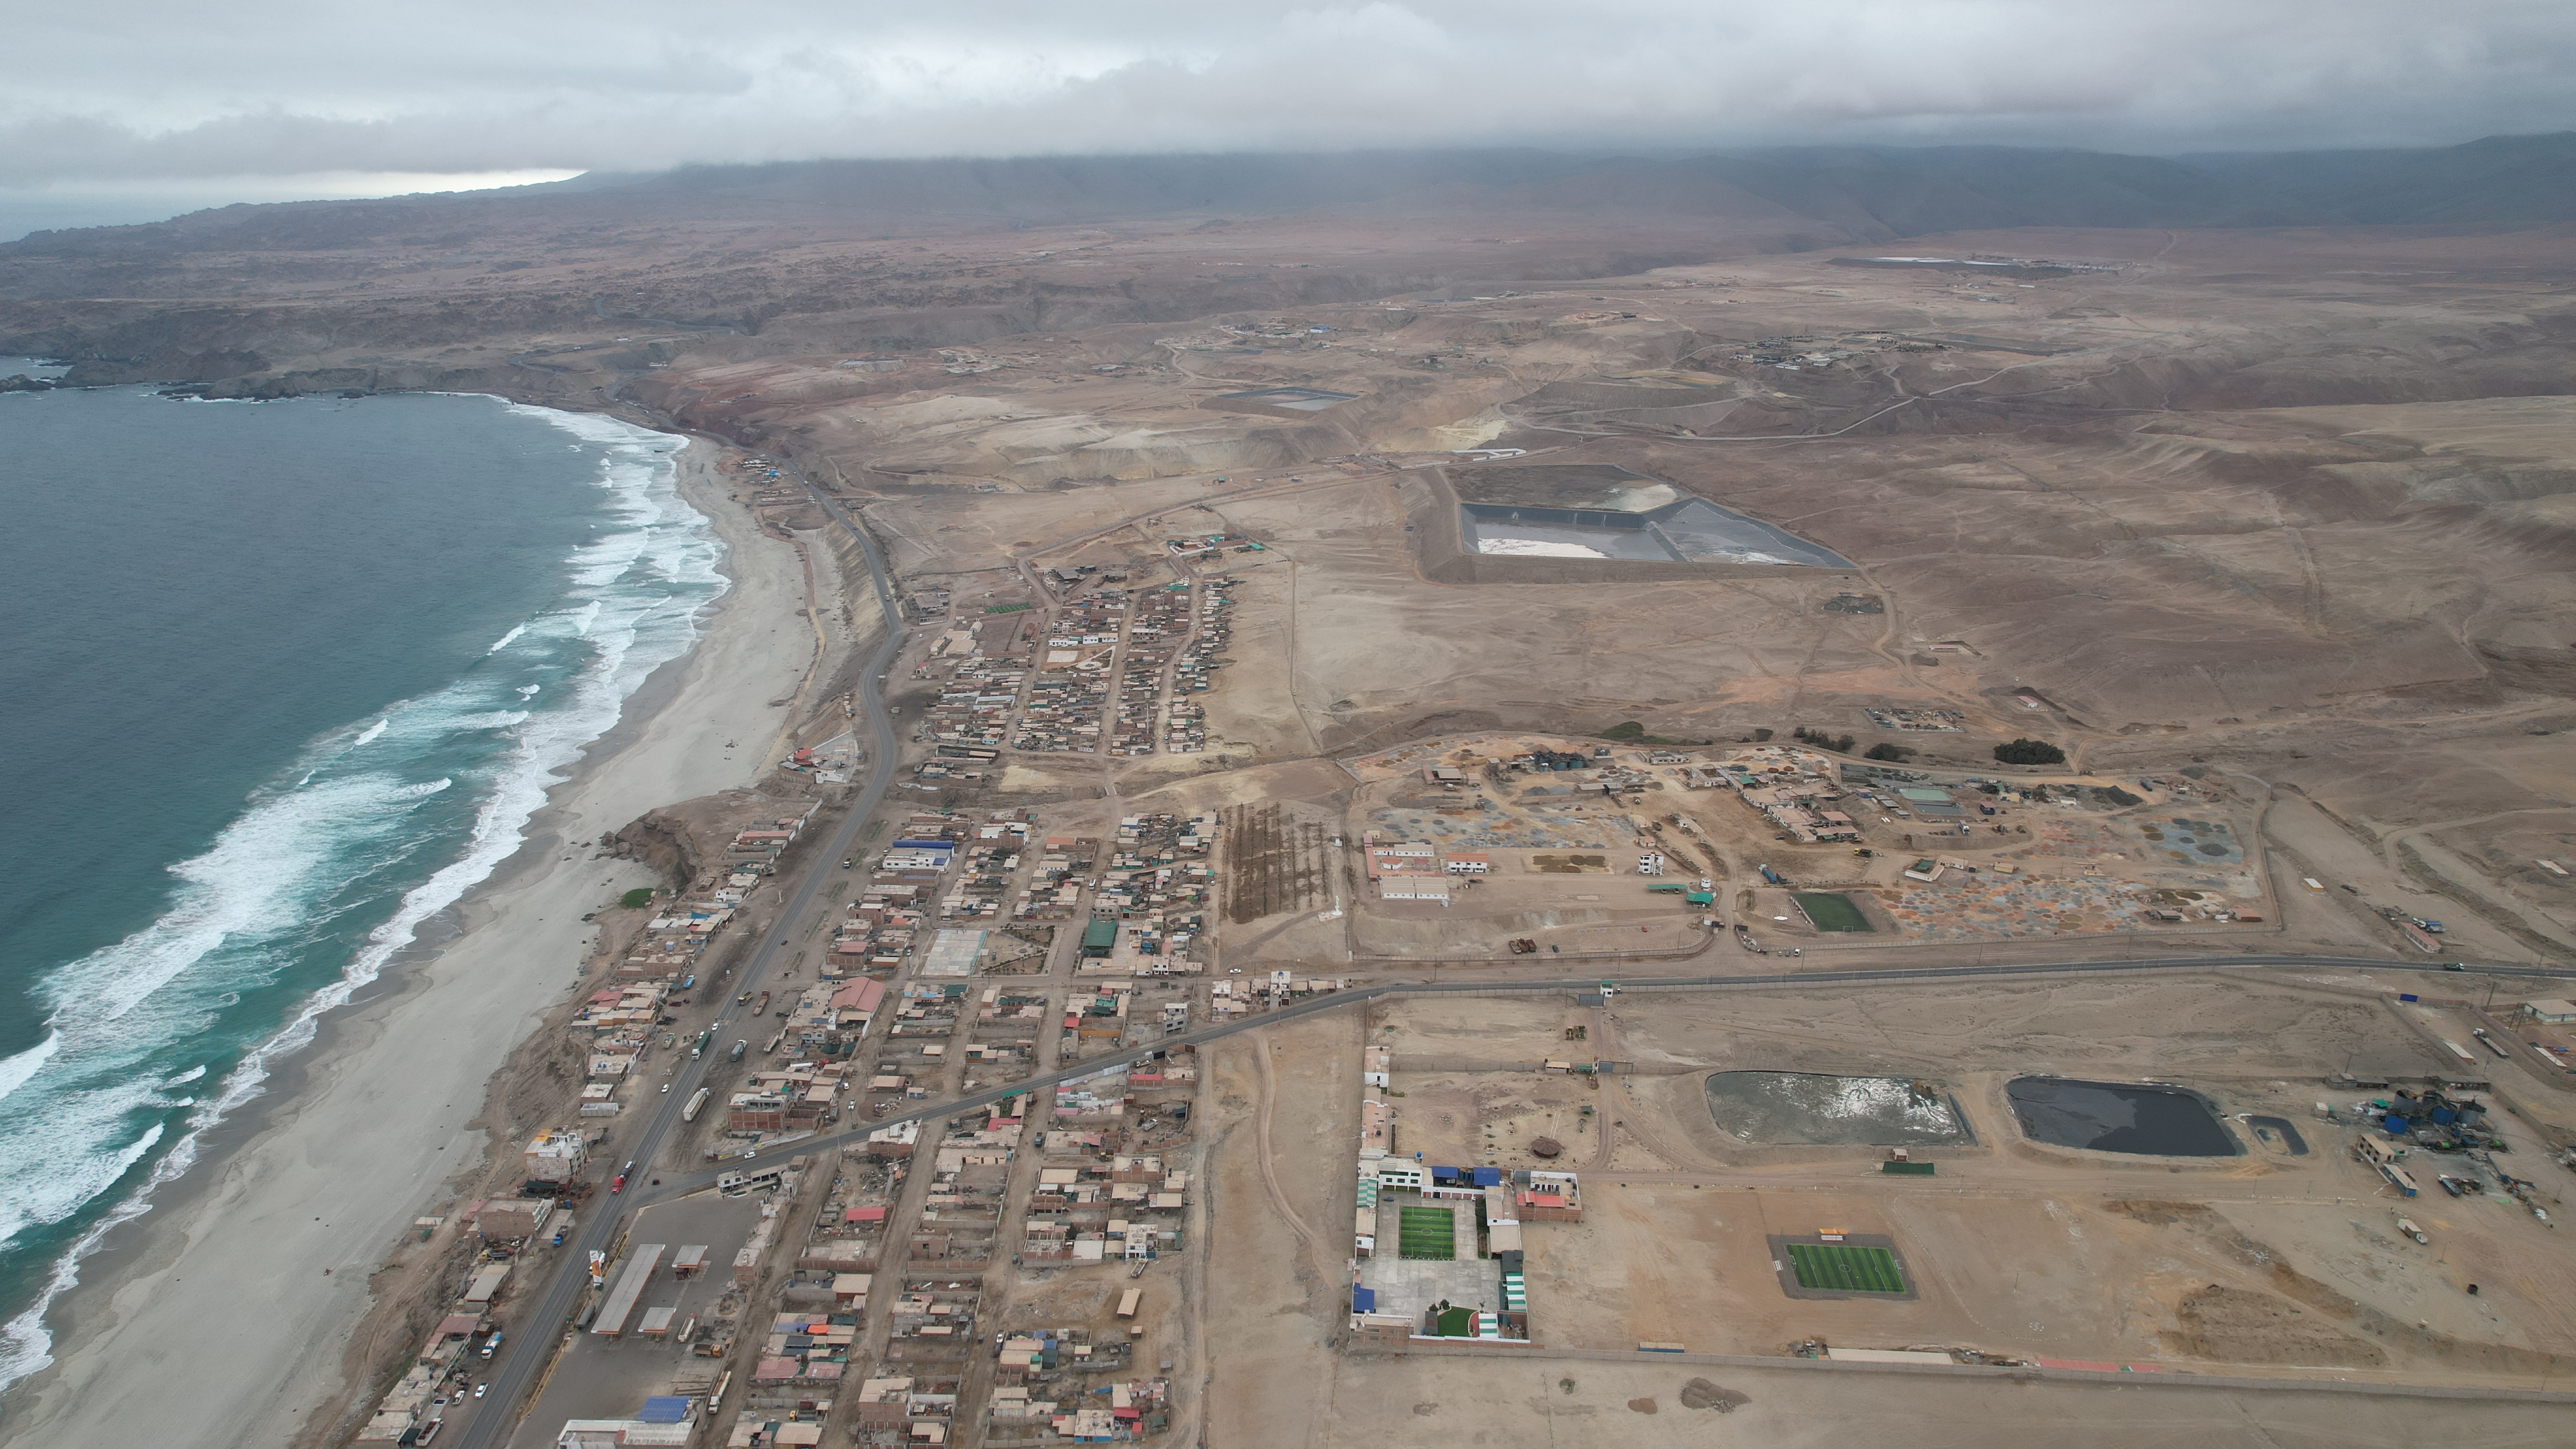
266,222 -> 2576,1449
1244,972 -> 2576,1382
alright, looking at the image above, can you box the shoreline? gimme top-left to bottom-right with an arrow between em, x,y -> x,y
2,434 -> 824,1448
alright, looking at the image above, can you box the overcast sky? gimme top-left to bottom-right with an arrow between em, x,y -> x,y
5,0 -> 2572,236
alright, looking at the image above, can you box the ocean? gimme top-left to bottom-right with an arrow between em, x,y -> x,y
0,370 -> 723,1391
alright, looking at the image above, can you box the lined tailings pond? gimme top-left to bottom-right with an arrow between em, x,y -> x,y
2006,1078 -> 2241,1157
1705,1072 -> 1969,1146
1454,464 -> 1854,567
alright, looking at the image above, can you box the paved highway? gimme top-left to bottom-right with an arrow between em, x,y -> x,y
461,440 -> 2572,1440
627,948 -> 2574,1208
459,453 -> 906,1449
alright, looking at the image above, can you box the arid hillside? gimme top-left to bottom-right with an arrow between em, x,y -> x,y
5,153 -> 2572,950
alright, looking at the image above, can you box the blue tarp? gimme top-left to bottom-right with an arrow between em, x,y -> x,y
638,1396 -> 690,1424
1352,1286 -> 1376,1312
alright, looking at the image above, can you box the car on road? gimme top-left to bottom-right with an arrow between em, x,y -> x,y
2441,962 -> 2466,971
473,1384 -> 487,1399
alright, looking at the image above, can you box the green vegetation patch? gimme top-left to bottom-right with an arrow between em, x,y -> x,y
1994,737 -> 2066,765
1792,892 -> 1873,933
1397,1206 -> 1457,1260
620,887 -> 656,910
983,602 -> 1033,614
1599,719 -> 1704,746
1787,1242 -> 1906,1293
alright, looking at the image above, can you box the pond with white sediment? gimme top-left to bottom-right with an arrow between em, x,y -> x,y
1703,1071 -> 1970,1146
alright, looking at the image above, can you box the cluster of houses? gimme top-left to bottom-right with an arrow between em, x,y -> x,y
984,1333 -> 1164,1444
1161,574 -> 1233,753
567,808 -> 831,1118
1679,747 -> 1864,844
1079,814 -> 1216,973
913,559 -> 1236,765
708,1055 -> 1196,1445
1015,587 -> 1127,753
372,803 -> 853,1444
1111,583 -> 1193,755
353,1303 -> 522,1444
833,812 -> 979,981
938,811 -> 1037,924
711,1153 -> 901,1442
356,1134 -> 631,1442
1015,835 -> 1102,923
919,609 -> 1034,755
725,1055 -> 866,1138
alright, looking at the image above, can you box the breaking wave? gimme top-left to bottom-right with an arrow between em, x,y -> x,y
0,401 -> 724,1393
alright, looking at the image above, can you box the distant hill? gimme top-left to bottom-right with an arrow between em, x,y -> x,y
555,133 -> 2576,232
2180,133 -> 2576,225
5,134 -> 2573,258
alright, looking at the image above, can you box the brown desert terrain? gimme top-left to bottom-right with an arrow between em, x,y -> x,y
7,148 -> 2576,1448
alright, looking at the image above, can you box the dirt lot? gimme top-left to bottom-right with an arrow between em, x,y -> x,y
1355,979 -> 2576,1384
807,231 -> 2576,966
1198,1015 -> 1363,1448
1191,984 -> 2576,1443
1313,1355 -> 2574,1448
1221,802 -> 1331,923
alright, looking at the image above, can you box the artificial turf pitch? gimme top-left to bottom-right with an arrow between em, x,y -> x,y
1398,1206 -> 1457,1259
1787,1242 -> 1906,1293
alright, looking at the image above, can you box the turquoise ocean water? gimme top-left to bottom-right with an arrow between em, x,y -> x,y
0,372 -> 721,1389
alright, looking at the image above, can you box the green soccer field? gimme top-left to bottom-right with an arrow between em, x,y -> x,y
1792,893 -> 1874,933
1398,1206 -> 1457,1260
1787,1242 -> 1906,1292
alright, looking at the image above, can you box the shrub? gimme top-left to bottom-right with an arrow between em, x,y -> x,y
1994,738 -> 2067,765
1863,742 -> 1915,762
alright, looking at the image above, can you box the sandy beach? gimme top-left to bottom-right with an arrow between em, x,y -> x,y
2,436 -> 821,1448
